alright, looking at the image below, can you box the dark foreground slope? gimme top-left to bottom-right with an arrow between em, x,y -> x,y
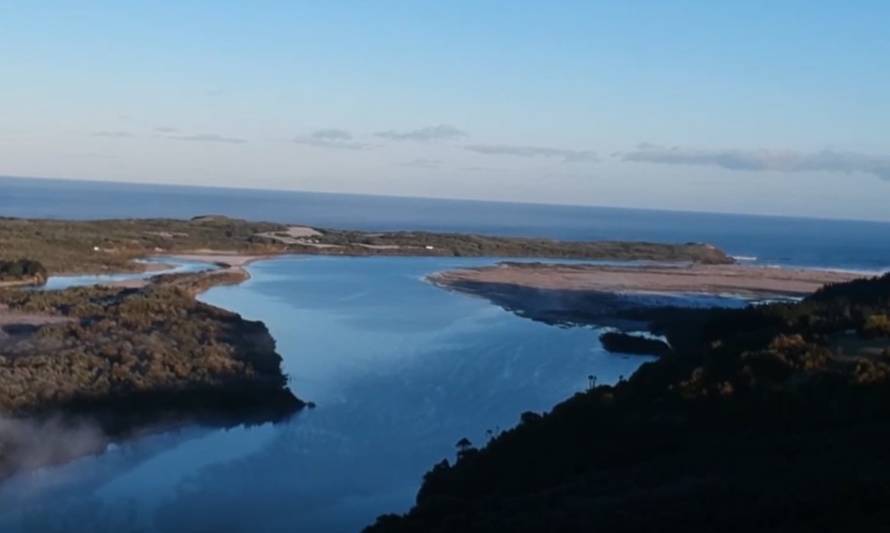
368,274 -> 890,532
0,273 -> 301,478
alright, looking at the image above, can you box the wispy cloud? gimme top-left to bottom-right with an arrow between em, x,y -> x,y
166,133 -> 247,144
92,130 -> 135,139
293,129 -> 369,150
622,144 -> 890,180
465,144 -> 597,163
65,152 -> 118,159
312,129 -> 353,141
376,124 -> 467,142
400,158 -> 442,169
154,127 -> 179,133
460,166 -> 506,173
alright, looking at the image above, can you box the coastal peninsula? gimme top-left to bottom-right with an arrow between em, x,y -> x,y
0,215 -> 732,278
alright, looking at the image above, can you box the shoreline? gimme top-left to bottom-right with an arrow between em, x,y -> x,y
152,255 -> 871,311
0,216 -> 735,279
0,249 -> 876,483
424,261 -> 870,333
0,254 -> 302,480
429,262 -> 864,299
96,252 -> 273,290
368,270 -> 890,532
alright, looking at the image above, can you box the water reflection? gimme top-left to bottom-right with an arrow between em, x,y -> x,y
1,257 -> 653,532
40,258 -> 216,291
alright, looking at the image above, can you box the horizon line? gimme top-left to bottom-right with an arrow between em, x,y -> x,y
2,173 -> 889,226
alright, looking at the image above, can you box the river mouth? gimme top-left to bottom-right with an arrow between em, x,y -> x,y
0,256 -> 686,532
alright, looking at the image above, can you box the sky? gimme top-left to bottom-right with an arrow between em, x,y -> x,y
2,1 -> 890,221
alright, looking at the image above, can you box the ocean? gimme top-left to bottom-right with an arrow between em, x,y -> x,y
3,175 -> 889,270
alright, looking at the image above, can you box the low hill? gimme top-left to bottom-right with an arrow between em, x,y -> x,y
0,217 -> 733,275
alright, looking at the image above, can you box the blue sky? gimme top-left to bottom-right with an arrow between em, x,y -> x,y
2,1 -> 889,220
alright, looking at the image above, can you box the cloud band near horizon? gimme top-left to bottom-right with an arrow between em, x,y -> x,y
375,124 -> 467,141
623,144 -> 890,181
464,144 -> 597,162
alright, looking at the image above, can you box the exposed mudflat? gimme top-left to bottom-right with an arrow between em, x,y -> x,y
431,262 -> 864,297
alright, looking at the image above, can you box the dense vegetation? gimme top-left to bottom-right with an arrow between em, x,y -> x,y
0,274 -> 301,477
0,281 -> 299,416
0,259 -> 47,284
0,216 -> 732,275
317,230 -> 733,264
368,274 -> 890,532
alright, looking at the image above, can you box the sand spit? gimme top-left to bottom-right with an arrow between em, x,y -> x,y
431,262 -> 865,297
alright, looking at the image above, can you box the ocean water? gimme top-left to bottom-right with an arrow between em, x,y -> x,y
2,176 -> 890,270
0,256 -> 652,532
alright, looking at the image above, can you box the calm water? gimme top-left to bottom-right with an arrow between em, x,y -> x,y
39,258 -> 215,291
0,256 -> 651,532
1,177 -> 888,531
3,176 -> 890,270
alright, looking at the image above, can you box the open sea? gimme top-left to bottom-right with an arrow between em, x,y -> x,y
3,175 -> 890,270
1,176 -> 889,532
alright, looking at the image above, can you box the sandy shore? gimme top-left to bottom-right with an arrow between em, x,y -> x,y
139,261 -> 175,272
0,276 -> 44,289
431,262 -> 866,297
165,251 -> 276,268
102,252 -> 274,290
